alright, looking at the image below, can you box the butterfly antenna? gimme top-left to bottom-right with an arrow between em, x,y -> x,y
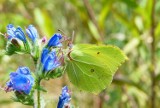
71,30 -> 75,43
58,29 -> 70,43
68,30 -> 75,49
58,29 -> 66,36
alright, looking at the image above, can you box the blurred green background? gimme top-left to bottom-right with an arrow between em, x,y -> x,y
0,0 -> 160,108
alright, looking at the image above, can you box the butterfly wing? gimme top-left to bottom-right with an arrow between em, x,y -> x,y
66,44 -> 127,94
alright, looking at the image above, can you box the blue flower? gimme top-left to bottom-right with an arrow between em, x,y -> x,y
57,86 -> 71,108
15,27 -> 27,42
26,25 -> 38,43
47,33 -> 62,47
41,48 -> 61,72
7,24 -> 27,42
6,67 -> 34,94
7,24 -> 16,39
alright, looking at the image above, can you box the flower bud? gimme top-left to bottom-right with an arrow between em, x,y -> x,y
14,27 -> 27,42
7,24 -> 16,39
47,33 -> 62,47
41,36 -> 47,43
5,38 -> 24,55
26,25 -> 39,43
7,24 -> 27,42
57,86 -> 71,108
41,48 -> 61,72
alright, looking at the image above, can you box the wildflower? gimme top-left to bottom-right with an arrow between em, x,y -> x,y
57,86 -> 71,108
15,27 -> 26,42
47,33 -> 62,47
6,67 -> 34,94
41,48 -> 61,72
7,24 -> 16,39
41,36 -> 47,43
7,24 -> 26,42
26,25 -> 38,43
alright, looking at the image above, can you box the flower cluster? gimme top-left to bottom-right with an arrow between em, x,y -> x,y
5,24 -> 63,76
6,67 -> 34,94
5,24 -> 64,92
39,33 -> 63,76
3,24 -> 69,107
7,24 -> 38,43
57,86 -> 71,108
5,24 -> 40,56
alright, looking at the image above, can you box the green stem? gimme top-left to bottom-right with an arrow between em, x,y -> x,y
150,0 -> 156,108
37,78 -> 41,108
32,55 -> 41,108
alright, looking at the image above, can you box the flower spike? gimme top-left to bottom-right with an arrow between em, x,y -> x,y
57,86 -> 71,108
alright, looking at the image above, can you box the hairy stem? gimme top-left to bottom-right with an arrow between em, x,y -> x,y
150,0 -> 156,108
32,56 -> 41,108
37,78 -> 41,108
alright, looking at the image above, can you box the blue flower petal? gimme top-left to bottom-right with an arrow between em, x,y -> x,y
57,86 -> 71,108
16,66 -> 31,75
47,33 -> 62,47
6,81 -> 13,88
7,24 -> 16,40
11,74 -> 31,94
6,67 -> 34,94
26,25 -> 38,43
42,49 -> 61,72
14,27 -> 26,42
6,24 -> 27,43
41,48 -> 50,63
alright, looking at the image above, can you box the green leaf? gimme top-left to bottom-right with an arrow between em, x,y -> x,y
66,44 -> 127,94
5,41 -> 21,55
36,86 -> 47,92
120,0 -> 138,8
12,91 -> 34,106
98,2 -> 112,29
